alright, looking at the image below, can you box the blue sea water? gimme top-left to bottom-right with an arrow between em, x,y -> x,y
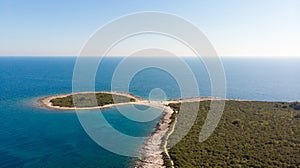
0,56 -> 300,167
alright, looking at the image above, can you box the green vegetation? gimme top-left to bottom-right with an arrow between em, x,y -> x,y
162,152 -> 173,168
50,92 -> 135,107
165,101 -> 300,167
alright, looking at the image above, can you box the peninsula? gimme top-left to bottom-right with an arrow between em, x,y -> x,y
38,91 -> 222,168
38,92 -> 300,168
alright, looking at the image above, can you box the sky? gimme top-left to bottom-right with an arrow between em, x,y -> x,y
0,0 -> 299,57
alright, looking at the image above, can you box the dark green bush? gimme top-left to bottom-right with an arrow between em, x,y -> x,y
166,101 -> 300,167
50,92 -> 135,107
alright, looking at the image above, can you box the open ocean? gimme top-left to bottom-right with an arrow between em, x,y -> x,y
0,56 -> 299,167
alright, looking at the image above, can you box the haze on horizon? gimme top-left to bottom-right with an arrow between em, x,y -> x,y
0,0 -> 299,57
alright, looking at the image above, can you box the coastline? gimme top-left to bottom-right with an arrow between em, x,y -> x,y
38,91 -> 174,168
37,92 -> 245,168
37,91 -> 142,111
136,105 -> 174,168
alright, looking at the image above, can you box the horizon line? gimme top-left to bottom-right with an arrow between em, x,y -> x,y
0,55 -> 299,58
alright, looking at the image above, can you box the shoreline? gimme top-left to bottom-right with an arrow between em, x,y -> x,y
136,104 -> 174,168
37,91 -> 143,111
38,91 -> 174,167
37,92 -> 250,168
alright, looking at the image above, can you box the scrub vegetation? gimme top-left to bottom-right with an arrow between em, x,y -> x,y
165,101 -> 300,167
50,92 -> 135,107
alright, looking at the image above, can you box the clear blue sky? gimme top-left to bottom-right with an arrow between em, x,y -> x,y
0,0 -> 299,56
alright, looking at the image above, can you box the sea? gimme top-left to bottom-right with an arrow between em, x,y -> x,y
0,56 -> 299,167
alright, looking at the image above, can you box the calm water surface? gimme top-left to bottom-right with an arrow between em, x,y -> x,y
0,56 -> 299,167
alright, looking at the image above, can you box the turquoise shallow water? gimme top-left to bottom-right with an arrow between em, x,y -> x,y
0,56 -> 300,167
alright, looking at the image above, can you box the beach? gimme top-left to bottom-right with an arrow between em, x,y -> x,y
136,104 -> 174,168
